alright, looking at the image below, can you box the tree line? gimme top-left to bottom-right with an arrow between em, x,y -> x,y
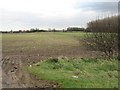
1,27 -> 85,33
86,15 -> 118,33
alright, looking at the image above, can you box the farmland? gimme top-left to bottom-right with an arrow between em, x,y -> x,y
2,32 -> 99,62
2,32 -> 118,88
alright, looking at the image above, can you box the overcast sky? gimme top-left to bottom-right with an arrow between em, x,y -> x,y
0,0 -> 119,31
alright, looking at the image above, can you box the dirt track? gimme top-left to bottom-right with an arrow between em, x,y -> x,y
2,55 -> 59,88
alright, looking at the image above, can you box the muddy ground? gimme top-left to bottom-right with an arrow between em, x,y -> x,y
2,55 -> 60,88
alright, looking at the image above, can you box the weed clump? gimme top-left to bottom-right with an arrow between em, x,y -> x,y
49,57 -> 59,63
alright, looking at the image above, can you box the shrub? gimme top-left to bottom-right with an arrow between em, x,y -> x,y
84,32 -> 118,58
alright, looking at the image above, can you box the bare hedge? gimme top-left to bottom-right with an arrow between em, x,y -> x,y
84,15 -> 118,58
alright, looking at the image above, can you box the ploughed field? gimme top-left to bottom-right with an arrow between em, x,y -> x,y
3,32 -> 96,57
2,32 -> 118,88
2,32 -> 99,65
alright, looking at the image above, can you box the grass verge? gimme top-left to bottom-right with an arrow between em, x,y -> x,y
27,57 -> 118,88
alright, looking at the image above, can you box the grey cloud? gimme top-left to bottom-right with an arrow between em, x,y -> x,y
76,2 -> 118,13
1,2 -> 118,31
